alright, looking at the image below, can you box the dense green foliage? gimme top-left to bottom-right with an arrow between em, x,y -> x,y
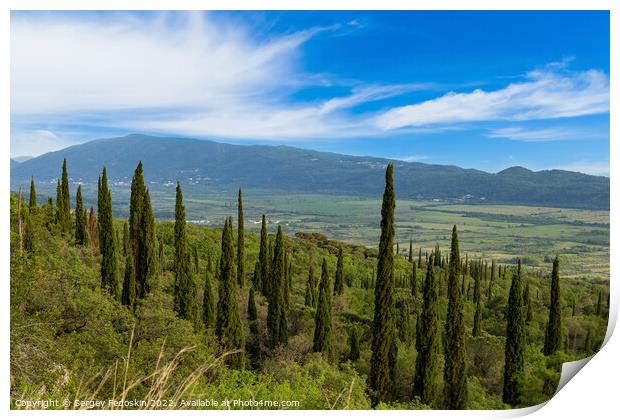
97,168 -> 119,298
9,158 -> 609,410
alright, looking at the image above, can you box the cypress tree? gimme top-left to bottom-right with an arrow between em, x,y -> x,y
444,225 -> 468,409
488,260 -> 496,301
413,256 -> 440,407
313,258 -> 333,356
397,299 -> 413,345
74,185 -> 87,245
543,257 -> 562,355
215,217 -> 245,368
121,251 -> 137,308
349,327 -> 360,361
87,207 -> 98,252
98,168 -> 119,298
524,279 -> 533,323
304,265 -> 316,307
409,239 -> 413,263
503,261 -> 525,406
418,248 -> 423,266
192,245 -> 199,274
334,246 -> 344,295
58,158 -> 71,232
259,215 -> 270,297
252,261 -> 262,291
237,189 -> 245,288
370,164 -> 397,406
411,262 -> 418,297
122,222 -> 130,254
55,180 -> 63,228
29,176 -> 37,208
596,290 -> 603,316
203,269 -> 215,330
247,286 -> 262,369
267,225 -> 288,348
23,209 -> 35,253
173,182 -> 198,326
473,269 -> 482,337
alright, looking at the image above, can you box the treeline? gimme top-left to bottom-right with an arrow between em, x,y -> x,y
13,159 -> 609,409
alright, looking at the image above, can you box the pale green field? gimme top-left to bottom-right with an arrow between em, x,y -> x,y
145,193 -> 609,283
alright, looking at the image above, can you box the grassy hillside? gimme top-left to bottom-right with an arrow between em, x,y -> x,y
10,192 -> 608,409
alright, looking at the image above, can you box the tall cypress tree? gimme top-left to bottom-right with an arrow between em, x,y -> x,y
334,247 -> 344,295
29,176 -> 37,208
74,185 -> 87,245
370,164 -> 397,406
87,207 -> 98,252
121,251 -> 137,308
173,182 -> 198,326
349,327 -> 360,361
267,225 -> 287,348
418,248 -> 423,267
473,269 -> 482,337
252,261 -> 262,291
98,168 -> 119,298
503,261 -> 525,406
413,256 -> 440,407
444,225 -> 468,409
544,257 -> 562,355
237,189 -> 245,288
203,265 -> 216,330
215,217 -> 245,368
305,265 -> 317,308
58,158 -> 71,232
259,215 -> 270,297
488,260 -> 496,301
313,258 -> 333,356
411,262 -> 418,297
524,279 -> 533,324
409,239 -> 413,263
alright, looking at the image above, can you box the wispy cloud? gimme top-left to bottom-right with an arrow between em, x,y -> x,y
374,67 -> 609,130
487,126 -> 607,142
10,130 -> 75,157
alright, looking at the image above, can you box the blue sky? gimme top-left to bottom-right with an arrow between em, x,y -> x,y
11,11 -> 610,175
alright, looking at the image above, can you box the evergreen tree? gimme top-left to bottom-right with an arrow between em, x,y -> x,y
544,257 -> 562,355
29,176 -> 37,209
370,164 -> 397,406
98,168 -> 119,298
203,269 -> 215,330
55,180 -> 63,228
121,251 -> 137,308
122,222 -> 130,255
313,258 -> 333,356
215,217 -> 245,368
58,158 -> 71,232
259,215 -> 270,298
410,262 -> 418,297
173,182 -> 198,326
237,189 -> 245,288
304,265 -> 317,307
266,225 -> 288,348
408,239 -> 413,263
444,225 -> 468,409
473,269 -> 482,337
246,286 -> 262,368
23,209 -> 35,253
349,327 -> 360,361
87,207 -> 98,251
396,299 -> 413,345
488,260 -> 496,301
334,246 -> 344,295
524,279 -> 533,323
252,261 -> 262,291
74,185 -> 87,245
418,248 -> 423,266
503,261 -> 525,406
413,257 -> 440,407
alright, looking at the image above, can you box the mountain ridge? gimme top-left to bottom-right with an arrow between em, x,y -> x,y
10,134 -> 610,210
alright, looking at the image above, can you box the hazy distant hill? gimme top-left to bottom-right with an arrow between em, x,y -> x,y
10,134 -> 609,210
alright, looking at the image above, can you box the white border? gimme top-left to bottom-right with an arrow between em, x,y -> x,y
1,1 -> 616,419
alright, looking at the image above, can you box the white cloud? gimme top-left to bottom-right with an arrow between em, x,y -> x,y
487,126 -> 606,142
375,68 -> 609,130
10,130 -> 74,157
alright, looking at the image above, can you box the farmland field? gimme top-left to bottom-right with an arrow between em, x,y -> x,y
147,192 -> 609,283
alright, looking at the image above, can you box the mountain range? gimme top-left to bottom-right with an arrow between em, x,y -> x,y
10,134 -> 609,210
